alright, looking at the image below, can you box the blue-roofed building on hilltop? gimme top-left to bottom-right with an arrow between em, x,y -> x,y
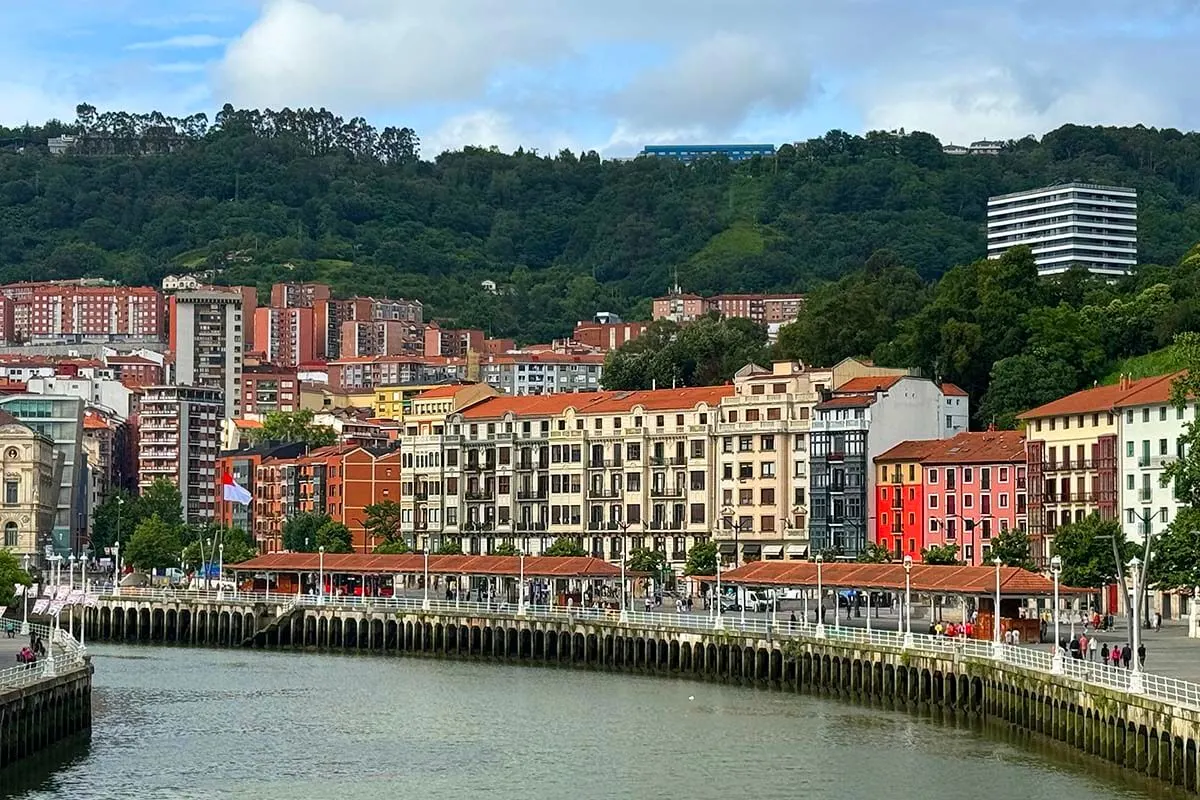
640,144 -> 776,164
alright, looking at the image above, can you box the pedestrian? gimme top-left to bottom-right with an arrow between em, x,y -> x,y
1100,642 -> 1110,663
1011,628 -> 1020,645
1137,642 -> 1146,668
1121,643 -> 1132,669
1154,612 -> 1162,632
1078,632 -> 1088,659
1068,637 -> 1081,660
1088,636 -> 1098,661
1109,644 -> 1122,668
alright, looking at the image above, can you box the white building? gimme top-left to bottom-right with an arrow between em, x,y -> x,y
170,289 -> 245,418
138,385 -> 223,523
1113,373 -> 1189,545
987,182 -> 1138,277
162,275 -> 202,292
26,375 -> 138,420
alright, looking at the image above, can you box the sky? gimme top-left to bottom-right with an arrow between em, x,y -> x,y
3,0 -> 1200,158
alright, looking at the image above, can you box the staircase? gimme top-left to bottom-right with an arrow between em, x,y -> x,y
241,601 -> 301,647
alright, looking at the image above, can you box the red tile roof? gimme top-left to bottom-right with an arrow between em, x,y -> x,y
461,393 -> 608,420
941,382 -> 968,397
414,384 -> 472,399
1111,371 -> 1186,408
815,395 -> 875,410
921,430 -> 1025,464
875,439 -> 942,463
232,419 -> 263,429
1018,373 -> 1175,419
837,375 -> 903,393
234,553 -> 620,579
581,385 -> 735,413
720,561 -> 1087,596
82,413 -> 110,431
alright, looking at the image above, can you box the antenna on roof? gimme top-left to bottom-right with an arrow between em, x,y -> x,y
651,378 -> 657,391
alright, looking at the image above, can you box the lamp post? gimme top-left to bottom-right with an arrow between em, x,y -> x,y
422,549 -> 430,611
20,554 -> 29,635
518,552 -> 526,617
67,553 -> 76,639
721,507 -> 742,568
714,545 -> 724,630
1129,556 -> 1145,693
318,546 -> 325,605
218,543 -> 225,599
992,556 -> 1003,658
1050,554 -> 1064,674
902,554 -> 913,648
619,553 -> 628,623
113,539 -> 120,597
815,553 -> 826,638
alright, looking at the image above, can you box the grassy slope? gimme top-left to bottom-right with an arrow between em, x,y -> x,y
1100,346 -> 1186,384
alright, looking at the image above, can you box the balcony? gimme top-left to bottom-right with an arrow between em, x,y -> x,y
587,520 -> 624,532
516,490 -> 548,501
465,490 -> 495,501
648,520 -> 684,532
890,496 -> 902,510
669,456 -> 687,467
514,521 -> 547,532
1139,488 -> 1153,501
827,451 -> 845,463
650,486 -> 686,499
587,487 -> 621,500
588,459 -> 623,470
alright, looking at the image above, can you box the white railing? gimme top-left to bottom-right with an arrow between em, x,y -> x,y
93,588 -> 1200,710
0,621 -> 88,690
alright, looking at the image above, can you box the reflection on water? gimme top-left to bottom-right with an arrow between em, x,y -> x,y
0,645 -> 1190,800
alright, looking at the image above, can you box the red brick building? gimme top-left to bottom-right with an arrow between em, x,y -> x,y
25,285 -> 165,342
572,321 -> 647,351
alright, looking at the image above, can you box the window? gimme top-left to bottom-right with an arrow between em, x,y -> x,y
739,463 -> 753,479
963,468 -> 973,483
738,436 -> 753,452
690,503 -> 705,523
761,462 -> 775,478
1126,409 -> 1134,424
1143,408 -> 1151,423
760,435 -> 775,451
2,521 -> 14,548
761,488 -> 775,505
1126,441 -> 1134,457
999,467 -> 1009,482
928,468 -> 938,484
1161,407 -> 1169,421
929,495 -> 939,509
4,480 -> 16,506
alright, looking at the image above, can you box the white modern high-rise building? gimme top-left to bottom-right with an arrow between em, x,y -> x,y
986,182 -> 1138,277
138,385 -> 223,524
169,289 -> 245,418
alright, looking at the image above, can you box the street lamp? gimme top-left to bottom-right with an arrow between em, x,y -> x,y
721,506 -> 742,568
318,545 -> 325,605
422,549 -> 430,611
902,554 -> 913,648
1128,556 -> 1145,693
1050,554 -> 1064,674
518,552 -> 526,617
815,553 -> 826,638
218,543 -> 225,598
20,554 -> 29,635
619,552 -> 628,623
714,543 -> 724,631
992,556 -> 1003,658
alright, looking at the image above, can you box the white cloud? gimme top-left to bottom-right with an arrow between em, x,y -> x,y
421,109 -> 580,158
126,34 -> 227,51
151,62 -> 210,74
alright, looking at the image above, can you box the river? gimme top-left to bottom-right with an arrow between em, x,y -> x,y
0,645 -> 1188,799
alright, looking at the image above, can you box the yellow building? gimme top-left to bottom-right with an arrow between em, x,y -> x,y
0,410 -> 59,563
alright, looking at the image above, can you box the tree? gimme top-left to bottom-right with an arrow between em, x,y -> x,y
281,512 -> 332,553
0,549 -> 31,606
124,514 -> 183,571
137,478 -> 183,527
1163,332 -> 1200,504
1148,508 -> 1200,594
626,547 -> 667,576
987,528 -> 1036,571
978,354 -> 1079,429
89,489 -> 135,555
544,537 -> 586,557
1051,514 -> 1130,588
683,541 -> 718,576
436,539 -> 463,555
374,540 -> 410,555
315,521 -> 353,554
920,544 -> 962,565
856,543 -> 893,563
602,316 -> 770,390
251,409 -> 336,447
182,526 -> 257,569
493,543 -> 521,556
363,501 -> 404,545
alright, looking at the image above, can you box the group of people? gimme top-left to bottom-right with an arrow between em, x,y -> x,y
15,633 -> 46,667
931,621 -> 975,638
1060,632 -> 1146,669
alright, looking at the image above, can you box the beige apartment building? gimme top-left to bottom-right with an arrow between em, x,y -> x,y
0,410 -> 59,563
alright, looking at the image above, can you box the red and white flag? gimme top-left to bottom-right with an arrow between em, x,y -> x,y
222,471 -> 252,505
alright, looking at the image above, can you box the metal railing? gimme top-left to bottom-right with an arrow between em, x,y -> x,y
0,621 -> 87,690
91,588 -> 1200,709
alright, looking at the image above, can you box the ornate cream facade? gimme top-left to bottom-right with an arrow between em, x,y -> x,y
0,413 -> 60,563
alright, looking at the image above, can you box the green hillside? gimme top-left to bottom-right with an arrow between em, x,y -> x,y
5,108 -> 1200,345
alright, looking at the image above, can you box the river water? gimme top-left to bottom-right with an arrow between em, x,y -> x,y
0,645 -> 1188,799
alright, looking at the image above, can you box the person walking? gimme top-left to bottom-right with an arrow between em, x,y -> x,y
1121,643 -> 1133,669
1078,632 -> 1089,660
1088,635 -> 1098,661
1109,644 -> 1121,668
1100,642 -> 1110,664
1154,612 -> 1162,632
1137,642 -> 1146,668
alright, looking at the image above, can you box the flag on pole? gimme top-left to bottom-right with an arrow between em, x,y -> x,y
222,471 -> 252,505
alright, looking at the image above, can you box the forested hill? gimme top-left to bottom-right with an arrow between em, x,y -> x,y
5,107 -> 1200,341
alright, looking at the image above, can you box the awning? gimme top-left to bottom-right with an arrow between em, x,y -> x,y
763,545 -> 784,558
719,543 -> 736,555
742,544 -> 762,556
786,545 -> 807,558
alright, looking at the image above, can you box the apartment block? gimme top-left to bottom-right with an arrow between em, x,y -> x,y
27,285 -> 165,343
327,356 -> 468,391
1111,373 -> 1190,546
169,288 -> 246,418
987,182 -> 1138,277
572,321 -> 647,352
652,285 -> 806,326
478,352 -> 605,395
240,367 -> 300,417
808,371 -> 968,559
424,324 -> 484,359
138,385 -> 223,523
105,355 -> 165,386
254,306 -> 316,368
339,319 -> 424,359
875,431 -> 1027,566
216,442 -> 308,536
0,394 -> 86,555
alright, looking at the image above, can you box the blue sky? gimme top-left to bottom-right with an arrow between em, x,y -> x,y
3,0 -> 1200,158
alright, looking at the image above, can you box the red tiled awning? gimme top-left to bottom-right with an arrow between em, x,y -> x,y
232,553 -> 620,579
719,561 -> 1087,597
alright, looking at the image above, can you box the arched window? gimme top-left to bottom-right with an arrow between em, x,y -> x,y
3,521 -> 17,548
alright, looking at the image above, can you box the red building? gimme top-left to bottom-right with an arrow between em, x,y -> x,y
105,355 -> 165,386
874,441 -> 938,561
26,285 -> 165,342
240,367 -> 300,416
253,306 -> 316,367
572,321 -> 647,351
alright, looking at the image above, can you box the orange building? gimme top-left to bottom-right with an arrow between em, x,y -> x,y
873,440 -> 939,561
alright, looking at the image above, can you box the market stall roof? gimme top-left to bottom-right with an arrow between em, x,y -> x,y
719,561 -> 1088,598
233,553 -> 621,579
